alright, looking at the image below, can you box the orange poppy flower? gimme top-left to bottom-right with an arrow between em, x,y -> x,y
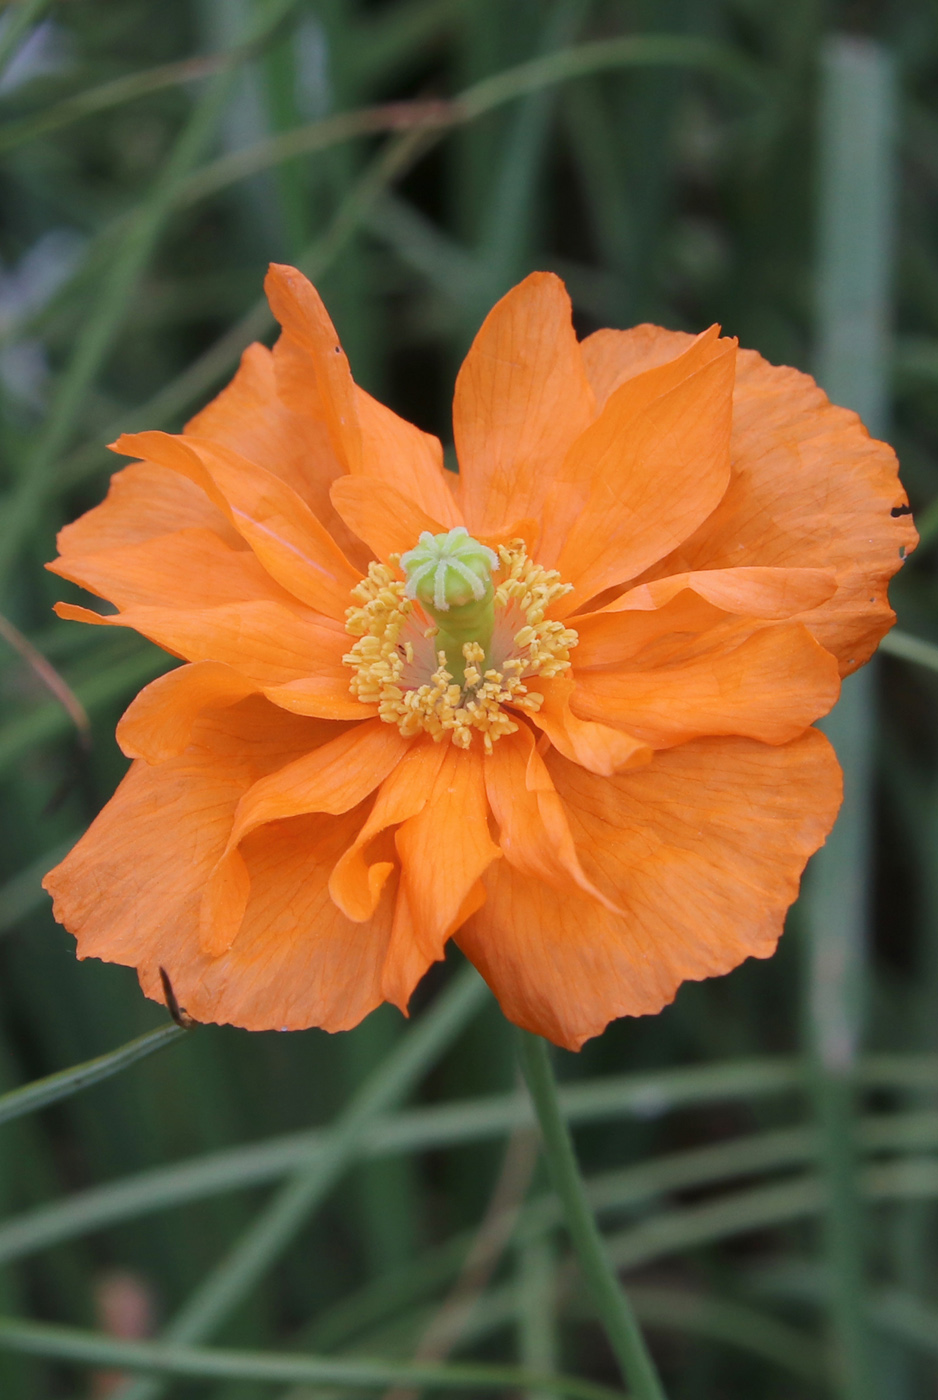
43,267 -> 915,1049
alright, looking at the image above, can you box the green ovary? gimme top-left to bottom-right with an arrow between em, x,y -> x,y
400,527 -> 498,687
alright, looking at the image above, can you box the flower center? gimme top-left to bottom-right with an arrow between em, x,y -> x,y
343,529 -> 578,753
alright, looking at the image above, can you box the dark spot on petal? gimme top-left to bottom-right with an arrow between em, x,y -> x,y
891,504 -> 912,516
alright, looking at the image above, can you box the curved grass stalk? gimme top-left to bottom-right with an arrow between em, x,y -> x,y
0,1316 -> 621,1400
115,964 -> 488,1400
0,0 -> 51,82
517,1030 -> 666,1400
0,1025 -> 185,1129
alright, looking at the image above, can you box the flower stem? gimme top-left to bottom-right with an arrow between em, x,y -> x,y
515,1029 -> 667,1400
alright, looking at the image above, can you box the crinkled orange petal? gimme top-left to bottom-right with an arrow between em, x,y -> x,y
391,741 -> 500,970
453,271 -> 595,537
115,431 -> 360,620
483,725 -> 619,913
552,331 -> 737,611
330,476 -> 453,563
571,620 -> 841,749
458,730 -> 842,1049
54,599 -> 347,689
580,323 -> 698,406
160,810 -> 396,1032
355,385 -> 460,525
49,527 -> 294,613
528,677 -> 651,776
43,698 -> 334,984
573,593 -> 731,670
200,721 -> 410,955
581,326 -> 916,673
55,460 -> 242,556
117,662 -> 261,762
607,566 -> 838,620
184,342 -> 353,544
329,737 -> 447,922
261,677 -> 373,721
265,262 -> 363,474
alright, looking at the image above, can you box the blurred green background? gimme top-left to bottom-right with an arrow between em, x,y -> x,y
1,0 -> 938,1396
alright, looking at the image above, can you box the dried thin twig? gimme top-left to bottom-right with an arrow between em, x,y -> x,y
0,612 -> 90,744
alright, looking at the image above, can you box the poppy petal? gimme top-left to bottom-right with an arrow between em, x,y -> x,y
454,272 -> 595,537
458,729 -> 842,1049
53,599 -> 347,688
329,737 -> 447,922
571,620 -> 841,748
264,262 -> 363,474
200,721 -> 409,955
115,431 -> 360,620
165,810 -> 396,1032
355,386 -> 460,525
392,741 -> 500,967
49,527 -> 294,613
552,332 -> 736,610
582,327 -> 915,673
42,699 -> 332,983
528,677 -> 651,776
330,476 -> 453,563
184,342 -> 352,544
54,460 -> 240,556
483,725 -> 620,912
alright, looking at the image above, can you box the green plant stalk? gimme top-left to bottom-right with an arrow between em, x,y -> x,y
115,963 -> 488,1400
6,1058 -> 938,1268
516,1029 -> 666,1400
0,1316 -> 621,1400
804,35 -> 897,1400
0,1025 -> 185,1128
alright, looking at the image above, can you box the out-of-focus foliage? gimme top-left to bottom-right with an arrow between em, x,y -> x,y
0,1 -> 937,1396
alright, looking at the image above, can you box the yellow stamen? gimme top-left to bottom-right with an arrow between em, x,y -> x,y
343,541 -> 577,752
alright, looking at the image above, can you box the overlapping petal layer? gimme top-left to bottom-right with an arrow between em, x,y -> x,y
44,265 -> 913,1045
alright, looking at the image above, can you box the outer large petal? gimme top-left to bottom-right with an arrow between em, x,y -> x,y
571,620 -> 841,748
458,730 -> 842,1049
49,527 -> 297,613
581,326 -> 916,673
527,678 -> 651,776
453,272 -> 595,537
115,431 -> 360,620
551,332 -> 736,610
55,599 -> 349,690
42,699 -> 353,1019
167,810 -> 396,1032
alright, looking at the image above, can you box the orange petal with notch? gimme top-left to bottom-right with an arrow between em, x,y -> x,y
115,431 -> 360,619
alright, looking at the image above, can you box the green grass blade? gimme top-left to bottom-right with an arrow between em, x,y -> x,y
0,1316 -> 622,1400
0,837 -> 77,937
803,35 -> 897,1400
879,629 -> 938,671
116,963 -> 488,1400
0,1025 -> 185,1129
